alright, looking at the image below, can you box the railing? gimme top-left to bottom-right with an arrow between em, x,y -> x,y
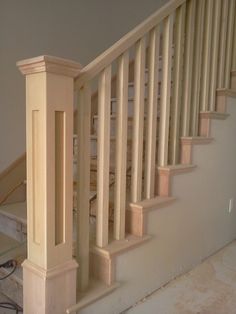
17,0 -> 236,311
74,0 -> 236,291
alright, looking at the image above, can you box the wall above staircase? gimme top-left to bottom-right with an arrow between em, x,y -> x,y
0,0 -> 168,172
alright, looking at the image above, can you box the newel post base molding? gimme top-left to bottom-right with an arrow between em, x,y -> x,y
22,259 -> 78,314
17,55 -> 81,314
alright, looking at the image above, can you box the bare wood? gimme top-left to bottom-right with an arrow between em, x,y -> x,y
218,0 -> 229,88
131,37 -> 146,202
144,25 -> 160,199
233,11 -> 236,70
0,180 -> 25,205
182,0 -> 196,135
225,0 -> 236,88
200,0 -> 214,111
75,0 -> 186,88
97,66 -> 111,247
169,3 -> 186,164
208,0 -> 222,111
114,51 -> 129,240
158,14 -> 174,166
0,153 -> 26,181
76,83 -> 91,290
190,0 -> 205,135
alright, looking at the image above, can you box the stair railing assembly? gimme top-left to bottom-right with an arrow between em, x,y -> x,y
16,0 -> 236,311
74,0 -> 236,290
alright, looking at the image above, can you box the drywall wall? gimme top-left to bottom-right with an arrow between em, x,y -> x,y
0,0 -> 168,172
81,96 -> 236,314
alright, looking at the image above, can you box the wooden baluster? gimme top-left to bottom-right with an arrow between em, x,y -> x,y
233,8 -> 236,71
208,0 -> 222,111
218,0 -> 229,88
169,3 -> 186,164
158,14 -> 174,167
200,0 -> 214,111
144,25 -> 160,199
182,0 -> 196,136
131,37 -> 146,202
97,66 -> 111,248
114,51 -> 129,240
190,0 -> 205,135
76,83 -> 91,290
225,0 -> 236,88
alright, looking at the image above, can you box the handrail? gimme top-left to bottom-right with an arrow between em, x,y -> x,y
75,0 -> 185,89
0,180 -> 25,206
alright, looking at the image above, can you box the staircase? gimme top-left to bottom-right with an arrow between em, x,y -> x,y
1,0 -> 236,313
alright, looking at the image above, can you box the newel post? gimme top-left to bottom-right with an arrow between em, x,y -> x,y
17,56 -> 81,314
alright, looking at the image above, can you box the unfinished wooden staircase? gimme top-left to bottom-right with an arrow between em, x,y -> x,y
1,0 -> 236,313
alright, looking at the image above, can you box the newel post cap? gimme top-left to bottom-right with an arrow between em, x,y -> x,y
17,55 -> 82,78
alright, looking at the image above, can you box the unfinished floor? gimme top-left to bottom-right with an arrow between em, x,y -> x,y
124,240 -> 236,314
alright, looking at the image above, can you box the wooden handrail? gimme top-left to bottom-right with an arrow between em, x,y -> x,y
75,0 -> 185,88
0,180 -> 25,206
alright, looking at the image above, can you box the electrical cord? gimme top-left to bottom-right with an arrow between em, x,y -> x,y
0,259 -> 23,313
0,260 -> 17,280
0,302 -> 23,313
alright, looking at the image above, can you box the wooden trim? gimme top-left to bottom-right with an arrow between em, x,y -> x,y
225,0 -> 236,88
0,153 -> 26,182
75,0 -> 186,88
0,180 -> 26,205
157,164 -> 196,196
96,66 -> 112,248
127,196 -> 176,237
180,137 -> 213,164
182,0 -> 196,135
169,3 -> 186,163
158,14 -> 174,166
199,111 -> 230,120
144,25 -> 160,199
131,37 -> 146,202
181,136 -> 214,145
114,51 -> 129,240
158,164 -> 197,176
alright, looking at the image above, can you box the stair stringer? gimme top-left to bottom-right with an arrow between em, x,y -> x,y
77,94 -> 236,314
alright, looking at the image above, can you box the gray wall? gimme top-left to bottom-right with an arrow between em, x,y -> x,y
0,0 -> 168,172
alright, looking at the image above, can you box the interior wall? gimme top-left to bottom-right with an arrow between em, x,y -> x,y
0,0 -> 167,172
81,96 -> 236,314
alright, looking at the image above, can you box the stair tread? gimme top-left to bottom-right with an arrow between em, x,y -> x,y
66,279 -> 120,313
91,234 -> 151,258
0,202 -> 27,225
0,232 -> 26,263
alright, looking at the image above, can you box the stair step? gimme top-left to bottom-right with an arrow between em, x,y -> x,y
0,239 -> 25,308
66,279 -> 120,313
0,202 -> 27,242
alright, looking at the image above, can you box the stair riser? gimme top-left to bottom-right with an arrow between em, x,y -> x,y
0,214 -> 26,243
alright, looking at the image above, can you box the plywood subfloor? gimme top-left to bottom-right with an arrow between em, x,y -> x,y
124,240 -> 236,314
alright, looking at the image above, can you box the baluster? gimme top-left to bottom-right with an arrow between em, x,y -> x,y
182,0 -> 196,136
131,37 -> 146,202
225,0 -> 236,88
190,0 -> 205,135
200,0 -> 214,111
76,83 -> 91,290
208,0 -> 222,111
169,3 -> 186,164
158,14 -> 174,166
218,0 -> 229,88
97,66 -> 111,248
144,25 -> 160,199
114,51 -> 129,240
233,9 -> 236,71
